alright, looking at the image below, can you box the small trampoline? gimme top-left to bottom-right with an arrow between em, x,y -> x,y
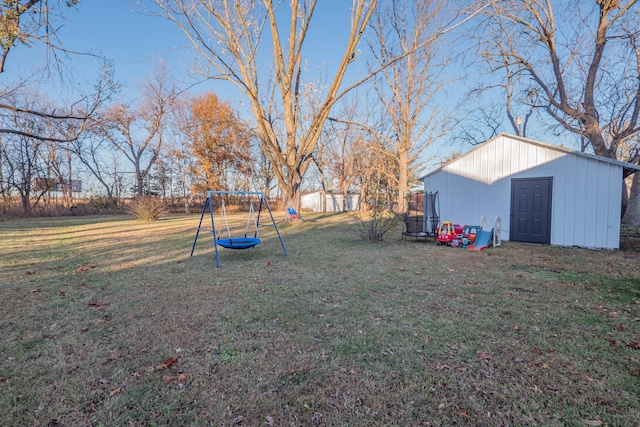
216,237 -> 261,250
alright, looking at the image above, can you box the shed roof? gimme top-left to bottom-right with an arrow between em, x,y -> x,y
420,133 -> 640,180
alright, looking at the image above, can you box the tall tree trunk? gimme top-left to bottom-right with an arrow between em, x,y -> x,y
65,141 -> 73,208
398,148 -> 409,213
183,185 -> 190,215
622,173 -> 640,226
282,172 -> 303,220
136,161 -> 144,197
20,188 -> 31,217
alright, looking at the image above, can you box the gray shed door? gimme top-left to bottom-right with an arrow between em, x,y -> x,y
510,177 -> 552,244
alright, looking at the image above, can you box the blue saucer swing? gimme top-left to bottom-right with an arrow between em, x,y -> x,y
190,191 -> 288,267
216,237 -> 261,249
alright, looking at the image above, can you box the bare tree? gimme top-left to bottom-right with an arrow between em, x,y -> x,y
166,143 -> 195,214
620,135 -> 640,224
94,65 -> 177,197
145,0 -> 494,218
0,0 -> 80,74
0,92 -> 49,216
145,0 -> 377,218
479,0 -> 640,222
320,98 -> 370,211
37,136 -> 71,209
70,131 -> 124,210
366,0 -> 461,212
357,134 -> 399,210
453,67 -> 538,146
0,1 -> 114,144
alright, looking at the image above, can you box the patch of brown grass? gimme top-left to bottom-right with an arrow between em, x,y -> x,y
620,224 -> 640,252
0,214 -> 638,426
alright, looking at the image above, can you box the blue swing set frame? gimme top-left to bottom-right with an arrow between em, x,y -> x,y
190,191 -> 288,268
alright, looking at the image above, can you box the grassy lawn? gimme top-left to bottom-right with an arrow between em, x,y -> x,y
1,213 -> 639,426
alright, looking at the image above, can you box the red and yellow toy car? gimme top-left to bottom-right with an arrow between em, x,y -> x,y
437,222 -> 463,245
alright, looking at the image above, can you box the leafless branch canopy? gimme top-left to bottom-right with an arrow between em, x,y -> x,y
478,0 -> 640,166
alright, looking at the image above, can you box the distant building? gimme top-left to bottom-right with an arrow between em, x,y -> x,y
301,190 -> 360,212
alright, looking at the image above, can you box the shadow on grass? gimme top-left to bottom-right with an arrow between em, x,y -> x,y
1,213 -> 639,426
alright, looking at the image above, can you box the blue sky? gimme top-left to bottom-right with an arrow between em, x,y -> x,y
11,0 -> 363,105
8,1 -> 574,164
24,1 -> 192,97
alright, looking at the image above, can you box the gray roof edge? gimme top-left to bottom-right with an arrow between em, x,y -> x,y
419,133 -> 640,181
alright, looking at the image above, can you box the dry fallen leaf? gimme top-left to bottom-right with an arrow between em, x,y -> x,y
617,324 -> 625,331
162,375 -> 175,383
109,387 -> 121,397
605,336 -> 619,347
88,302 -> 107,310
581,420 -> 603,426
178,373 -> 187,386
477,351 -> 492,360
155,357 -> 178,371
108,349 -> 122,360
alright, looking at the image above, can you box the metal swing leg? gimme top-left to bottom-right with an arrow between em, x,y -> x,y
190,196 -> 221,268
261,197 -> 288,256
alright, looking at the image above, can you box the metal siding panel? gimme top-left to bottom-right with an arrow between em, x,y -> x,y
524,141 -> 535,169
507,138 -> 515,176
607,163 -> 620,248
301,192 -> 321,212
484,142 -> 492,183
593,161 -> 608,247
498,178 -> 511,241
514,140 -> 524,171
525,143 -> 535,169
583,157 -> 598,248
496,138 -> 507,179
599,162 -> 621,249
560,155 -> 577,246
573,156 -> 590,247
543,155 -> 567,246
446,174 -> 462,222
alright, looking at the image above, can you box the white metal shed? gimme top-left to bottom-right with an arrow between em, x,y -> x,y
301,190 -> 360,212
420,134 -> 640,249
